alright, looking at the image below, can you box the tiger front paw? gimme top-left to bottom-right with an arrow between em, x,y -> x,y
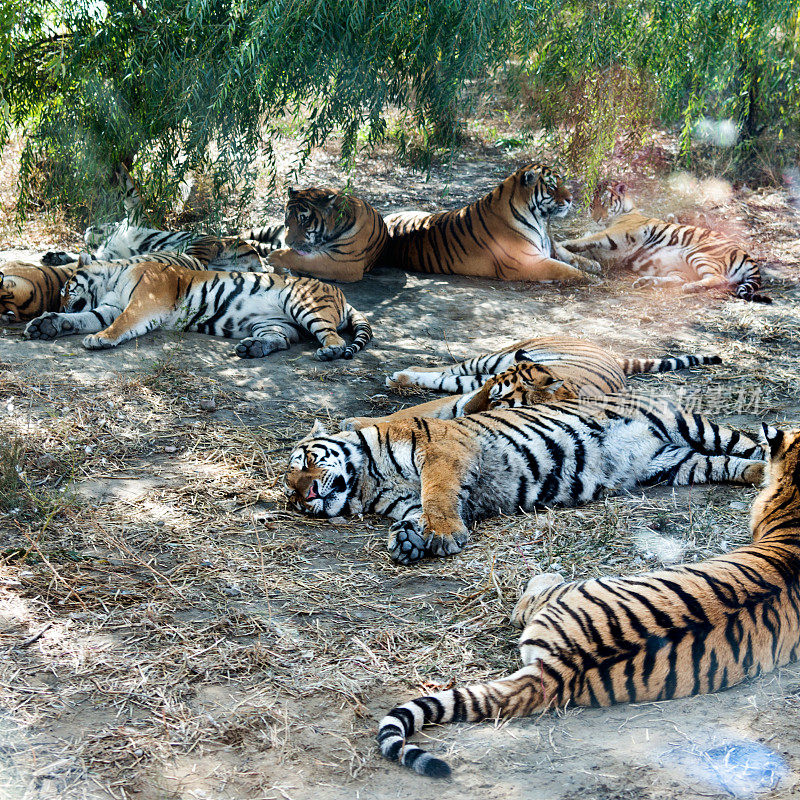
574,255 -> 603,276
24,313 -> 73,340
386,371 -> 414,389
315,343 -> 347,361
82,334 -> 114,350
41,251 -> 75,266
743,461 -> 766,485
420,513 -> 468,557
388,520 -> 427,565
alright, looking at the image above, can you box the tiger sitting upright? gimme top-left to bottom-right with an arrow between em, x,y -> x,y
383,163 -> 601,282
285,392 -> 764,565
343,336 -> 721,430
560,182 -> 770,301
266,187 -> 389,282
378,423 -> 800,777
24,238 -> 372,360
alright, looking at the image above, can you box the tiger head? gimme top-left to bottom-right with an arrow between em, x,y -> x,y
61,254 -> 100,312
507,163 -> 573,220
283,187 -> 353,254
751,425 -> 800,540
284,421 -> 363,517
591,182 -> 634,222
462,358 -> 578,414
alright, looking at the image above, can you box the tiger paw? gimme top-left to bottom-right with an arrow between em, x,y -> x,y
388,520 -> 427,565
386,371 -> 413,389
82,334 -> 113,350
574,255 -> 603,276
41,251 -> 75,266
24,313 -> 72,340
236,337 -> 271,358
743,461 -> 766,485
421,513 -> 468,557
315,344 -> 347,361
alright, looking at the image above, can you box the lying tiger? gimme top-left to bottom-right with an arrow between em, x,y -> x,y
343,335 -> 721,430
379,423 -> 800,777
266,186 -> 389,282
383,163 -> 601,282
285,386 -> 764,565
43,223 -> 267,272
0,261 -> 77,322
24,239 -> 372,360
560,182 -> 770,302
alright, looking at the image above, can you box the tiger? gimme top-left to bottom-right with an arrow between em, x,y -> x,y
42,221 -> 268,272
341,336 -> 722,430
382,164 -> 602,282
266,187 -> 389,283
377,422 -> 800,778
0,261 -> 77,323
24,240 -> 372,360
560,182 -> 770,302
284,393 -> 764,565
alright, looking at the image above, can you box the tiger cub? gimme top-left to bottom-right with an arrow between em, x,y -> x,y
0,262 -> 77,322
42,222 -> 266,272
560,182 -> 769,302
266,187 -> 388,282
383,163 -> 601,282
342,336 -> 721,430
24,242 -> 372,360
379,423 -> 800,778
285,394 -> 764,565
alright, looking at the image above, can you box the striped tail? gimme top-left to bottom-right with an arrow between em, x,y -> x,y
237,224 -> 285,253
343,305 -> 373,358
618,354 -> 722,375
378,666 -> 546,778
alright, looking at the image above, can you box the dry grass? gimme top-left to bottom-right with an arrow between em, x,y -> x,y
1,128 -> 800,799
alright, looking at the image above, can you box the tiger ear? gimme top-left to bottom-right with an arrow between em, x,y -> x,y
78,252 -> 93,267
544,379 -> 564,393
322,192 -> 337,209
522,169 -> 541,186
514,349 -> 534,363
288,186 -> 300,199
613,182 -> 627,194
310,419 -> 328,437
761,424 -> 784,456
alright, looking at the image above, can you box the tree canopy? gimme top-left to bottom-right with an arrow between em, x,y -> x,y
1,0 -> 798,224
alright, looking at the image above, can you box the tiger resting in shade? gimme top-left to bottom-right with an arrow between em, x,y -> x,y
377,424 -> 800,778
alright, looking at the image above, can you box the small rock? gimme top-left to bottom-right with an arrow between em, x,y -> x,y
640,315 -> 654,324
729,501 -> 746,510
199,398 -> 217,412
329,516 -> 347,524
222,586 -> 242,598
163,445 -> 177,453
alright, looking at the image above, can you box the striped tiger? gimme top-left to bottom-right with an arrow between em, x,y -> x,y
285,394 -> 764,565
24,240 -> 372,360
560,182 -> 770,302
341,336 -> 721,430
42,222 -> 268,272
383,164 -> 601,282
266,187 -> 388,282
0,261 -> 77,322
378,422 -> 800,778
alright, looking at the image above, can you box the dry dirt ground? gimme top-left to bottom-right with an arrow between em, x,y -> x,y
2,143 -> 800,800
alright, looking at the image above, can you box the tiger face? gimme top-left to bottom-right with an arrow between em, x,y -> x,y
484,360 -> 577,410
512,164 -> 573,219
284,422 -> 362,517
283,187 -> 348,254
61,267 -> 99,313
591,182 -> 633,222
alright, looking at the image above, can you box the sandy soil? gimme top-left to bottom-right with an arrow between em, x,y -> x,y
2,143 -> 800,800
